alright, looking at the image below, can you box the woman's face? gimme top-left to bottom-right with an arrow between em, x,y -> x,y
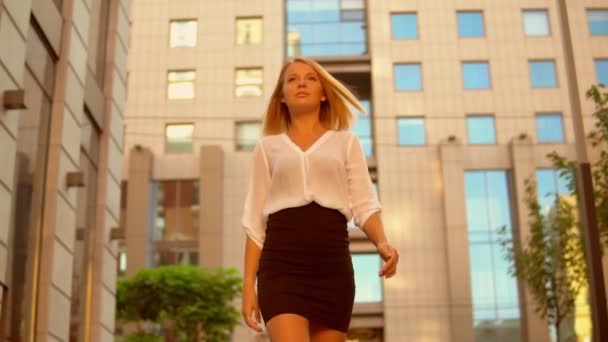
281,61 -> 326,113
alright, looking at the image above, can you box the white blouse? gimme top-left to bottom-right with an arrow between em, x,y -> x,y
242,130 -> 381,249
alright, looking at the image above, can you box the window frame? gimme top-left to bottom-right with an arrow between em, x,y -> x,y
234,67 -> 264,98
457,10 -> 486,38
167,69 -> 196,100
528,59 -> 559,88
390,12 -> 419,40
466,114 -> 497,145
169,19 -> 198,48
235,120 -> 263,151
522,9 -> 551,37
587,8 -> 608,36
397,116 -> 427,146
235,16 -> 264,46
462,61 -> 492,90
535,112 -> 565,143
393,63 -> 423,92
165,123 -> 195,153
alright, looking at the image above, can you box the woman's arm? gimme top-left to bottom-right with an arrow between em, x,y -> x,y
242,236 -> 263,332
361,212 -> 399,279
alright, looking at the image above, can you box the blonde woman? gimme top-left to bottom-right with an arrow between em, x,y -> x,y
241,57 -> 399,342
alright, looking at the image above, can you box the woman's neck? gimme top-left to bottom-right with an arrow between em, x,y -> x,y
288,110 -> 326,135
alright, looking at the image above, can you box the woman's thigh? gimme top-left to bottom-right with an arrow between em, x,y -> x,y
266,313 -> 310,342
309,321 -> 346,342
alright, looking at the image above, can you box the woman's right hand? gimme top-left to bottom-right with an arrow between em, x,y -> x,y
241,287 -> 263,333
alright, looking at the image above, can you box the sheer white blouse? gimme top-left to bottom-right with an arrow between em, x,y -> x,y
242,130 -> 381,249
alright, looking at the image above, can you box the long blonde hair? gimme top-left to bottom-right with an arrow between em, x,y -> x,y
262,57 -> 365,136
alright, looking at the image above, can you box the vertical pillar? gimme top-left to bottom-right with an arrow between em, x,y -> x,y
125,146 -> 153,276
439,140 -> 475,342
199,145 -> 224,269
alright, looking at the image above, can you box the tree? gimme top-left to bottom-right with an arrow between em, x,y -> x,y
499,84 -> 608,342
116,265 -> 242,342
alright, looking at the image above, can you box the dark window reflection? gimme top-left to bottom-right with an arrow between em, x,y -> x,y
154,180 -> 199,241
464,171 -> 522,342
286,0 -> 367,57
70,110 -> 101,342
9,18 -> 55,341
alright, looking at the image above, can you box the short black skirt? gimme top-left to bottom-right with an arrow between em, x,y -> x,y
257,202 -> 355,333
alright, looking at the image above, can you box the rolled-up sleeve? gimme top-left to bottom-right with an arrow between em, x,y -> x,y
346,134 -> 382,228
242,140 -> 271,249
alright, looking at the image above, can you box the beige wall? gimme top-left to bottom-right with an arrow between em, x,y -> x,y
0,0 -> 129,340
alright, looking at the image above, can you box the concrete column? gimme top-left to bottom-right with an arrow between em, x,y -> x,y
125,146 -> 153,276
510,136 -> 551,342
199,145 -> 224,269
439,140 -> 475,342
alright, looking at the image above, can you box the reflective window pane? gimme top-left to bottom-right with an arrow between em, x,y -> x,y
463,62 -> 490,89
467,115 -> 496,144
235,68 -> 263,97
464,171 -> 522,340
523,10 -> 550,36
587,10 -> 608,36
536,169 -> 570,216
351,99 -> 373,156
398,117 -> 426,145
166,123 -> 194,153
286,0 -> 367,57
391,13 -> 417,39
168,70 -> 195,99
236,17 -> 263,45
535,113 -> 564,143
529,60 -> 557,88
352,254 -> 382,303
154,180 -> 199,242
595,59 -> 608,85
236,121 -> 262,151
170,20 -> 197,47
458,11 -> 485,37
394,63 -> 422,91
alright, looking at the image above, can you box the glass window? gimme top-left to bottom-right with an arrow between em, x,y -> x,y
587,10 -> 608,36
236,121 -> 262,151
529,60 -> 557,88
170,20 -> 197,47
235,68 -> 263,97
351,99 -> 373,156
462,62 -> 490,89
353,254 -> 383,303
168,70 -> 195,99
464,171 -> 522,341
394,63 -> 422,91
536,169 -> 570,216
166,123 -> 194,153
286,0 -> 367,57
154,180 -> 199,241
398,117 -> 426,145
457,11 -> 485,37
467,115 -> 496,144
536,113 -> 564,143
391,13 -> 418,39
595,59 -> 608,85
523,10 -> 550,36
236,17 -> 263,45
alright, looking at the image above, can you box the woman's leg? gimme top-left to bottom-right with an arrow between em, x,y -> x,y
266,313 -> 310,342
309,321 -> 346,342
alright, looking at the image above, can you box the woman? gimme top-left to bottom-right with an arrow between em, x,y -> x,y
241,57 -> 399,342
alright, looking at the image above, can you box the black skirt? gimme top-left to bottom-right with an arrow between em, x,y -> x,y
257,202 -> 355,333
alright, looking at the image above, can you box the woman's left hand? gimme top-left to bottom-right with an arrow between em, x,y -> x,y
377,242 -> 399,279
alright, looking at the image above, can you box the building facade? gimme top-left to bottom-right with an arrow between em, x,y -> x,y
122,0 -> 608,341
0,0 -> 129,341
